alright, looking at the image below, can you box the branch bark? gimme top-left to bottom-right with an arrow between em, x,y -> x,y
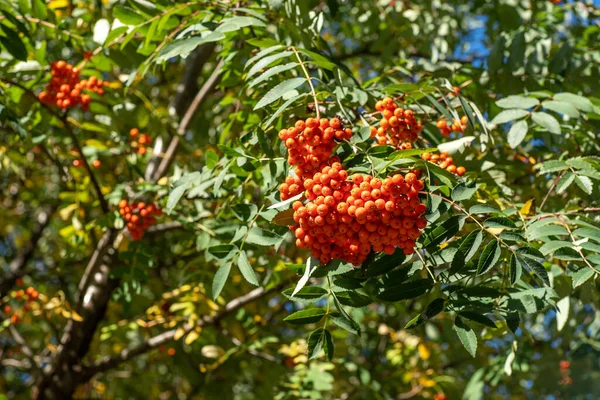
32,46 -> 220,400
79,283 -> 285,380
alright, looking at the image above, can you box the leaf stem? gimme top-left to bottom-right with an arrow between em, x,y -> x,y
290,47 -> 320,120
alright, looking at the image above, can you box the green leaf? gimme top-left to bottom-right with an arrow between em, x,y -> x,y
532,112 -> 561,134
470,204 -> 501,214
166,183 -> 189,214
247,50 -> 294,78
331,312 -> 360,335
31,0 -> 48,19
539,241 -> 573,255
215,16 -> 266,33
539,160 -> 568,174
453,316 -> 477,357
509,253 -> 521,285
452,182 -> 477,201
334,291 -> 371,308
573,227 -> 600,243
378,279 -> 433,302
283,286 -> 328,301
298,48 -> 337,70
323,329 -> 334,361
488,34 -> 505,73
232,203 -> 258,221
496,96 -> 539,109
245,227 -> 283,246
459,311 -> 497,328
422,215 -> 466,248
574,175 -> 593,195
553,93 -> 594,112
307,328 -> 324,359
556,296 -> 569,332
284,308 -> 327,325
212,262 -> 232,299
365,248 -> 406,277
262,93 -> 306,129
542,100 -> 580,118
517,256 -> 550,286
248,63 -> 298,88
237,251 -> 259,286
291,257 -> 319,297
207,244 -> 236,260
507,31 -> 525,71
507,120 -> 528,149
483,217 -> 516,229
477,241 -> 501,275
571,267 -> 596,288
156,32 -> 226,62
405,298 -> 445,328
245,45 -> 284,68
351,126 -> 372,144
516,246 -> 544,261
0,25 -> 27,61
113,6 -> 145,25
459,230 -> 484,262
556,172 -> 575,194
254,78 -> 306,110
490,109 -> 529,125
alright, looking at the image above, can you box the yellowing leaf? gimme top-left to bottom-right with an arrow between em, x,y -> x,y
70,311 -> 83,322
418,343 -> 431,360
49,0 -> 69,9
174,327 -> 186,341
185,330 -> 199,345
520,199 -> 535,216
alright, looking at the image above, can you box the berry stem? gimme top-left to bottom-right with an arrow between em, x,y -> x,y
290,47 -> 320,120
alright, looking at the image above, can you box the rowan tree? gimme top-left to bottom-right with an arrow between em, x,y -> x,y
1,0 -> 600,399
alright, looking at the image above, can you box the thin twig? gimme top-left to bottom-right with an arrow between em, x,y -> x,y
539,171 -> 563,212
151,59 -> 224,181
554,213 -> 600,274
290,46 -> 320,120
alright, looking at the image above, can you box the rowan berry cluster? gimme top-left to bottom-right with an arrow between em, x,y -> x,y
118,199 -> 162,240
278,117 -> 351,200
290,160 -> 427,266
6,286 -> 40,325
372,97 -> 423,148
72,159 -> 101,168
129,128 -> 153,155
38,60 -> 107,110
437,116 -> 468,137
421,151 -> 466,176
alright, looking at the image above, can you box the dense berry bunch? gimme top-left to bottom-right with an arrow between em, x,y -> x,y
290,160 -> 427,266
373,97 -> 423,148
278,117 -> 351,200
118,199 -> 162,240
6,286 -> 40,324
437,116 -> 468,137
129,128 -> 153,155
421,151 -> 466,176
38,60 -> 107,110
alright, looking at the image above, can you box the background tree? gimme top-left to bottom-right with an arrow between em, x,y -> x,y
1,0 -> 600,399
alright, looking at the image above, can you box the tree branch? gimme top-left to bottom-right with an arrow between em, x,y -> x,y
151,59 -> 225,182
79,282 -> 286,379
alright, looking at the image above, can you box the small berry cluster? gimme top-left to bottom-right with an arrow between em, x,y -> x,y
290,160 -> 427,266
118,199 -> 162,240
434,394 -> 447,400
559,360 -> 572,385
278,117 -> 351,200
6,286 -> 40,324
372,98 -> 423,148
129,128 -> 153,155
421,151 -> 466,176
38,60 -> 107,110
72,159 -> 101,168
437,116 -> 468,137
